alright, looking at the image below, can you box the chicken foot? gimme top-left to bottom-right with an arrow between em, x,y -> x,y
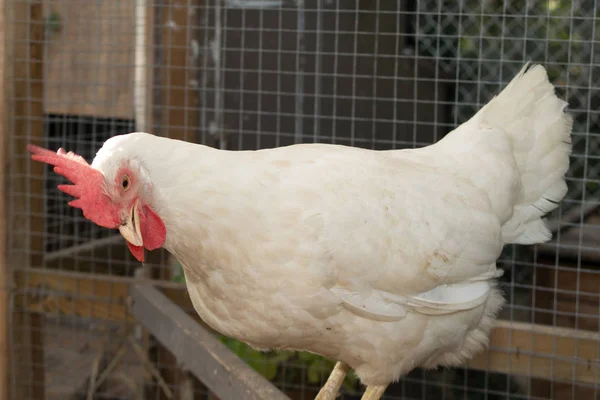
314,361 -> 350,400
360,385 -> 389,400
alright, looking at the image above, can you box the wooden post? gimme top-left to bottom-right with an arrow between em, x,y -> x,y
0,0 -> 8,398
8,0 -> 46,399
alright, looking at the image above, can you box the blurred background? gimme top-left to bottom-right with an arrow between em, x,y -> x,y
2,0 -> 599,399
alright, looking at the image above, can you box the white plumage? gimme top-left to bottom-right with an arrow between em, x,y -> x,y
31,64 -> 572,399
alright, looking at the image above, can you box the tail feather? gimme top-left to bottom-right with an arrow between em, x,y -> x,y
477,63 -> 573,245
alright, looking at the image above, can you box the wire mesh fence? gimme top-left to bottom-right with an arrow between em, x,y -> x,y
5,0 -> 599,399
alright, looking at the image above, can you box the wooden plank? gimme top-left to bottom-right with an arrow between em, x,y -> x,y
0,0 -> 8,397
15,269 -> 600,386
468,320 -> 599,385
9,0 -> 46,398
130,284 -> 291,400
18,270 -> 133,322
43,0 -> 135,119
534,261 -> 599,332
15,269 -> 195,324
530,258 -> 600,398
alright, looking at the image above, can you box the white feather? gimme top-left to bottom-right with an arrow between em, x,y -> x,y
89,63 -> 572,386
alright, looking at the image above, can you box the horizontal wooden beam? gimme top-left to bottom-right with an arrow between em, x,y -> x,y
468,319 -> 599,385
14,269 -> 193,324
130,283 -> 291,400
14,269 -> 599,385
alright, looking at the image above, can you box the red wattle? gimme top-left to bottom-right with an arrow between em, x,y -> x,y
139,204 -> 167,250
127,242 -> 145,262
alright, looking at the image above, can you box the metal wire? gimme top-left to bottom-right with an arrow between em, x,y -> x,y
6,1 -> 599,399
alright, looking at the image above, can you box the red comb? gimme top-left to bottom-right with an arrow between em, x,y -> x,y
28,144 -> 121,229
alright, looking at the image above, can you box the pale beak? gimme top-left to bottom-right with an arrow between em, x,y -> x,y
119,202 -> 143,247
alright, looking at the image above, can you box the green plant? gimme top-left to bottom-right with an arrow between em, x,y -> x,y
220,336 -> 359,392
171,260 -> 186,283
297,351 -> 359,391
220,336 -> 293,381
45,11 -> 62,34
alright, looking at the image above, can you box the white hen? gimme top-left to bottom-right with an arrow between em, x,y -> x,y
29,64 -> 572,400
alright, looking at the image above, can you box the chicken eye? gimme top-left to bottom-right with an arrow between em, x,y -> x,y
122,175 -> 130,191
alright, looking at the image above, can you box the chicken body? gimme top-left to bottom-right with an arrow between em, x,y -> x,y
33,64 -> 573,398
103,134 -> 507,385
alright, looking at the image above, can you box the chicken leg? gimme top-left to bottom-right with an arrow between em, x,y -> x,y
314,361 -> 350,400
360,385 -> 389,400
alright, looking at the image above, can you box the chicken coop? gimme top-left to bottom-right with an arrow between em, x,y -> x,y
1,0 -> 599,399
